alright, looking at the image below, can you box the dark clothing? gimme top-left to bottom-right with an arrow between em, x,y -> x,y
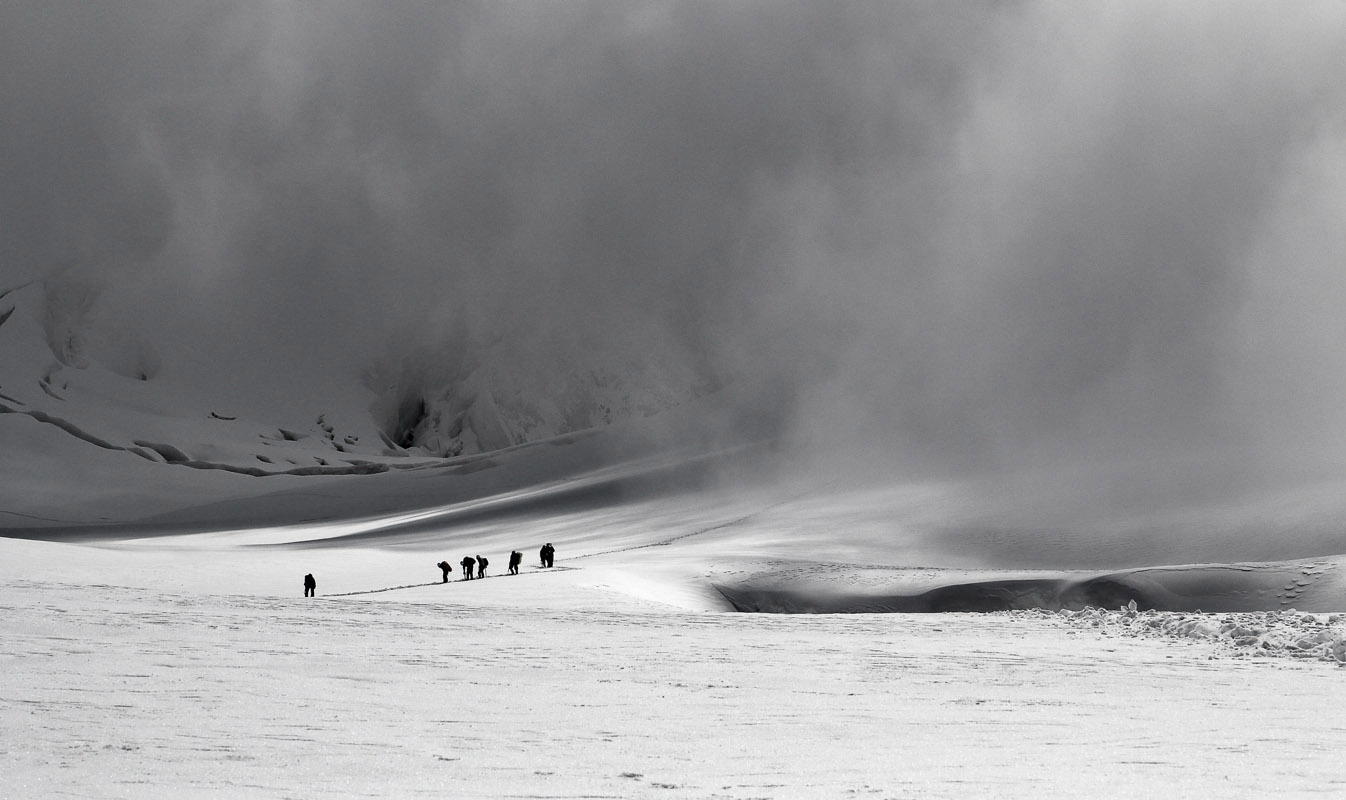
461,557 -> 475,580
437,561 -> 451,583
508,551 -> 522,575
541,544 -> 555,568
476,556 -> 488,579
303,573 -> 316,597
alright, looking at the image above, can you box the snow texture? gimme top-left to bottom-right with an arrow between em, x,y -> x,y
3,534 -> 1345,800
1048,603 -> 1346,664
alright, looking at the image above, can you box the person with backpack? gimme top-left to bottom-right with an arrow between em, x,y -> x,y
476,554 -> 488,579
437,561 -> 452,583
541,543 -> 555,568
303,573 -> 316,597
508,550 -> 522,575
460,555 -> 475,580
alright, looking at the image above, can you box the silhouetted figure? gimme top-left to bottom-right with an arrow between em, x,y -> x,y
303,573 -> 316,597
541,543 -> 555,568
508,551 -> 522,575
476,555 -> 488,579
461,556 -> 475,580
437,561 -> 452,583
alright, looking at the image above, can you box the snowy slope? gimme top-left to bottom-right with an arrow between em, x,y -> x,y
0,279 -> 728,528
365,333 -> 713,457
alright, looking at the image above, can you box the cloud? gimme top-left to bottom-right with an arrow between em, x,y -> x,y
3,1 -> 1345,478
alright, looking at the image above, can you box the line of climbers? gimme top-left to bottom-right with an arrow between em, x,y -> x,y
438,542 -> 555,583
303,543 -> 557,596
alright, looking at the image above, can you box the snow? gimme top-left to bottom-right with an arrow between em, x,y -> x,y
1048,603 -> 1346,664
5,541 -> 1346,799
0,280 -> 747,529
5,508 -> 1346,798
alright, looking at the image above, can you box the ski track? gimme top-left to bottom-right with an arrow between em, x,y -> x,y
2,581 -> 1345,799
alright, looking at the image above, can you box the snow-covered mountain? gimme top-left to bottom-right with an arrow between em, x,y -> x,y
0,278 -> 734,529
364,335 -> 715,459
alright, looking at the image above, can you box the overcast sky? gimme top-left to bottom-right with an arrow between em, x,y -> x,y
3,1 -> 1346,477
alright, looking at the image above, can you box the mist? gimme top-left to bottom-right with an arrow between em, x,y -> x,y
4,1 -> 1346,488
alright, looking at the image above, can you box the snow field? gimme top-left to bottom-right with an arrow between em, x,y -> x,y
4,538 -> 1346,799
